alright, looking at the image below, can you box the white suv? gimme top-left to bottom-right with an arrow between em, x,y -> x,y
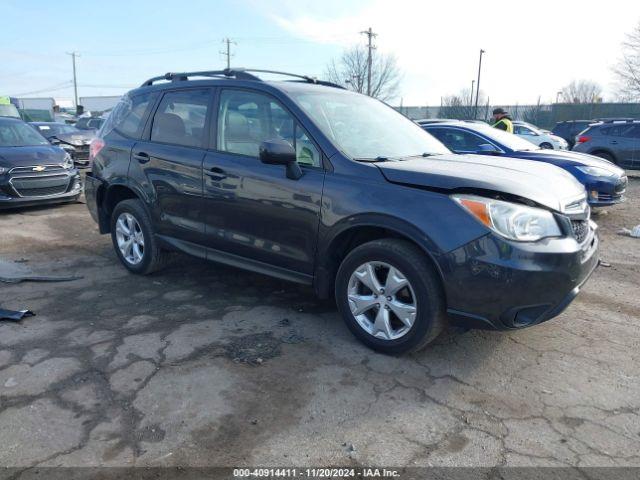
513,121 -> 568,150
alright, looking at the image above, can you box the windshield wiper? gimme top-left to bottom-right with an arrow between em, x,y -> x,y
354,156 -> 390,162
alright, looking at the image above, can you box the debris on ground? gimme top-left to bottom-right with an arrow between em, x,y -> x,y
0,274 -> 83,284
599,260 -> 612,268
0,308 -> 35,322
617,225 -> 640,238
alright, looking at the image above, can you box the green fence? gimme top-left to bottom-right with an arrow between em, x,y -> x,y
395,103 -> 640,129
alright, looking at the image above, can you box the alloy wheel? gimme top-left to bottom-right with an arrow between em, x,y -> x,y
347,261 -> 417,341
115,212 -> 145,265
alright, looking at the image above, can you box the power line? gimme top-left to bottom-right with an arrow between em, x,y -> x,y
9,81 -> 73,97
220,38 -> 236,69
360,27 -> 377,96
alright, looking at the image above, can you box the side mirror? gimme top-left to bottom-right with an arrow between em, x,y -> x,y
49,136 -> 61,145
259,139 -> 303,180
478,143 -> 500,154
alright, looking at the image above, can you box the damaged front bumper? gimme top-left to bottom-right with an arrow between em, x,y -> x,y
441,222 -> 599,330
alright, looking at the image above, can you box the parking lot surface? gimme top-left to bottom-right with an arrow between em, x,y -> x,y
1,180 -> 639,469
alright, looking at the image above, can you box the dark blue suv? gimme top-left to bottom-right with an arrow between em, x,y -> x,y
422,120 -> 627,207
85,69 -> 599,354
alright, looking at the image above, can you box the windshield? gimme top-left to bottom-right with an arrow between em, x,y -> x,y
469,123 -> 541,151
0,120 -> 50,147
0,104 -> 21,119
289,89 -> 450,160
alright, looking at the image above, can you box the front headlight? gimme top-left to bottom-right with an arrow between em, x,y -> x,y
0,167 -> 7,175
62,153 -> 74,169
452,194 -> 562,242
576,166 -> 616,177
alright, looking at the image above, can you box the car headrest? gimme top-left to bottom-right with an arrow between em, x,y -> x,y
154,112 -> 185,139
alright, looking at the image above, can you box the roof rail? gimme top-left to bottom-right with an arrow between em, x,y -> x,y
140,68 -> 344,89
596,118 -> 637,123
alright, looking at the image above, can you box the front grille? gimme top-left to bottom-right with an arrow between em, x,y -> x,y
571,220 -> 589,243
8,167 -> 71,198
9,165 -> 65,176
16,185 -> 68,197
72,145 -> 90,161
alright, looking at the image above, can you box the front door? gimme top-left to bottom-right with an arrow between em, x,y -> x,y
202,88 -> 325,275
130,88 -> 212,245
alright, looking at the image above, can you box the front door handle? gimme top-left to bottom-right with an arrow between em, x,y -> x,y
610,140 -> 618,145
133,151 -> 150,163
205,166 -> 227,180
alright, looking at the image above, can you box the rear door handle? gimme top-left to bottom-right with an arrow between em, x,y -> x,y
205,166 -> 226,180
610,141 -> 618,145
133,151 -> 150,163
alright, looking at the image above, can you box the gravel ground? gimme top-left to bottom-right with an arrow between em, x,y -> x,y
0,179 -> 638,471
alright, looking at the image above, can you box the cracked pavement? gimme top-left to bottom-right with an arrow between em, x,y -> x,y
0,180 -> 639,470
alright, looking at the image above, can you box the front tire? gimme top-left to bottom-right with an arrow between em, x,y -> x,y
110,199 -> 170,275
540,142 -> 553,149
335,239 -> 446,354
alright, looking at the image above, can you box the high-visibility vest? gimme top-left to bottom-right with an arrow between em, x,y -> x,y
492,117 -> 514,133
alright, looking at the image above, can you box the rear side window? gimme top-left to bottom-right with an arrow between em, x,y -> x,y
101,91 -> 157,139
428,127 -> 491,152
150,89 -> 210,148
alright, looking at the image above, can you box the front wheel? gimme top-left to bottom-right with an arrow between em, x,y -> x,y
110,199 -> 171,275
540,142 -> 553,149
335,239 -> 446,354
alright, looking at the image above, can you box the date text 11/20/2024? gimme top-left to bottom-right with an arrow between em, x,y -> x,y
233,468 -> 401,478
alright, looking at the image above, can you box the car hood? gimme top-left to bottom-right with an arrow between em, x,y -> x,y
55,131 -> 94,145
0,145 -> 67,168
514,149 -> 625,176
376,153 -> 586,212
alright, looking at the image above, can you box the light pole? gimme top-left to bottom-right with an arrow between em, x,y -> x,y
470,80 -> 475,106
473,49 -> 485,119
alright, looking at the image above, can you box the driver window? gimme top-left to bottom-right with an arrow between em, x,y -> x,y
217,90 -> 321,167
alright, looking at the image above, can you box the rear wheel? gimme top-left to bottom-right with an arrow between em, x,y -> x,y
593,151 -> 615,163
110,199 -> 171,275
335,239 -> 446,354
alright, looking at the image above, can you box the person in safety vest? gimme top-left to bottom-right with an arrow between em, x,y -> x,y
491,107 -> 514,133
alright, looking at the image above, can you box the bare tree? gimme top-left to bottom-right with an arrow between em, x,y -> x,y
613,21 -> 640,101
325,45 -> 401,102
438,88 -> 486,120
560,80 -> 603,104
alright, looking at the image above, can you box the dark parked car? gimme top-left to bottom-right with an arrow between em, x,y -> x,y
551,120 -> 592,149
84,69 -> 599,354
31,122 -> 94,167
0,117 -> 81,208
572,120 -> 640,169
75,117 -> 105,131
423,121 -> 627,207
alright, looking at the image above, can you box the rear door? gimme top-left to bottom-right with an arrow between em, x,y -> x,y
129,88 -> 212,245
606,124 -> 635,167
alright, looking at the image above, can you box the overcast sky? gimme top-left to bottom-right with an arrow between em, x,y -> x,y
2,0 -> 639,106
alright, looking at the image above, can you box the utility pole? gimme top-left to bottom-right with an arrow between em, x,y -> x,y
360,27 -> 377,96
66,51 -> 79,110
473,49 -> 485,119
220,38 -> 236,69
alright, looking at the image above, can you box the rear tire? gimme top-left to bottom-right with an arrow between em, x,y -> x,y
110,199 -> 171,275
335,239 -> 446,355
